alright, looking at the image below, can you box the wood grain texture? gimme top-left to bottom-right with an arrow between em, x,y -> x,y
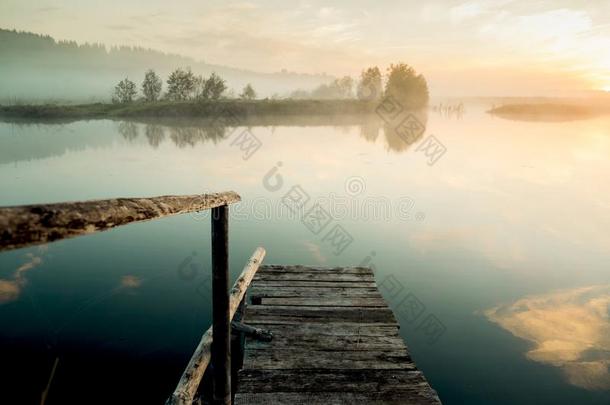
235,264 -> 442,404
0,192 -> 240,251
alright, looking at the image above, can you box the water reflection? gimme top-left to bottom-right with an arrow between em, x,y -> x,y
0,246 -> 47,304
115,111 -> 430,153
486,285 -> 610,390
1,112 -> 429,164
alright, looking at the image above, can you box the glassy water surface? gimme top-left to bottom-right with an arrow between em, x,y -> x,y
1,106 -> 609,404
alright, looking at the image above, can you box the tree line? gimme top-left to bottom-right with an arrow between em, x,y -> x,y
290,63 -> 429,108
113,68 -> 257,103
113,62 -> 428,108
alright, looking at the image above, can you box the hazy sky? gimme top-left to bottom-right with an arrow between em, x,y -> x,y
2,0 -> 609,96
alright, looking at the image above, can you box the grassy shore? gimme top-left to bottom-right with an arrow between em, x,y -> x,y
0,99 -> 378,122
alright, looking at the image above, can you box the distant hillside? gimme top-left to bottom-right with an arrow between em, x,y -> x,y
0,29 -> 333,102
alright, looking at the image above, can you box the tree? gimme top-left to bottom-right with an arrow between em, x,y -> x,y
334,76 -> 354,99
198,72 -> 227,100
112,77 -> 137,103
166,67 -> 196,101
141,69 -> 162,102
240,83 -> 256,100
384,63 -> 429,108
357,67 -> 383,101
309,76 -> 354,99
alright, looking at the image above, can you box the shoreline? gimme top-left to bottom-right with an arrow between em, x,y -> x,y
0,99 -> 381,123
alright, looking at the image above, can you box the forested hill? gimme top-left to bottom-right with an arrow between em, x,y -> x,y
0,29 -> 332,102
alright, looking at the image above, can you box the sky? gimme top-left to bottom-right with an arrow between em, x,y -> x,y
1,0 -> 609,97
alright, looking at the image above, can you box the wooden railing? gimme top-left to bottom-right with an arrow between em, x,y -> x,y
0,192 -> 263,405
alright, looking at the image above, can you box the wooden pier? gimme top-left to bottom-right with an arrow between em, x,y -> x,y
0,192 -> 442,404
234,265 -> 441,404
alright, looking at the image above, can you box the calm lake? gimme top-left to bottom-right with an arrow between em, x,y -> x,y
1,104 -> 609,404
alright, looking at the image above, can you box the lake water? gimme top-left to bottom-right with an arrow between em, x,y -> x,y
1,104 -> 609,404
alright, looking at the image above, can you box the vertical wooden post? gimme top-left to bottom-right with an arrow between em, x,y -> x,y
211,205 -> 231,405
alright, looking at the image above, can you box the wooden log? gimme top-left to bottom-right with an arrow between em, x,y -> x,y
211,205 -> 231,405
0,192 -> 241,252
167,247 -> 266,405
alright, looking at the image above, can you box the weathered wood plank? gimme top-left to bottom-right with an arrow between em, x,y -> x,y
238,323 -> 401,337
0,192 -> 240,252
237,369 -> 432,394
249,286 -> 381,298
234,391 -> 439,405
257,297 -> 388,307
254,272 -> 374,282
242,348 -> 413,370
244,305 -> 398,324
259,265 -> 374,275
244,331 -> 404,351
251,281 -> 377,288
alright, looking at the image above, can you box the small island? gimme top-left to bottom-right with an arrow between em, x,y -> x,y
487,102 -> 610,122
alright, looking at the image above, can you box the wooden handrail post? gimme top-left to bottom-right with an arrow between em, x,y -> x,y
211,205 -> 231,405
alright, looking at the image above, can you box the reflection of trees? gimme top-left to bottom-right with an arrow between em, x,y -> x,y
116,119 -> 230,149
145,124 -> 165,148
355,109 -> 428,153
115,110 -> 427,153
359,120 -> 380,143
168,125 -> 229,148
117,121 -> 139,142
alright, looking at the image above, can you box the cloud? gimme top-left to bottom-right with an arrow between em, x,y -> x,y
106,24 -> 133,31
35,6 -> 60,13
486,285 -> 610,390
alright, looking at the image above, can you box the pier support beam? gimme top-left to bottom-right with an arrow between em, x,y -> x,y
211,205 -> 231,405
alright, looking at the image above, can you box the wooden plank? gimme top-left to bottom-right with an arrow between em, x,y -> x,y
234,391 -> 439,404
0,191 -> 240,252
259,265 -> 374,275
254,272 -> 374,282
237,369 -> 432,394
238,323 -> 401,337
251,281 -> 377,288
244,331 -> 405,351
244,305 -> 398,324
242,348 -> 413,370
249,286 -> 381,296
167,247 -> 265,405
257,297 -> 388,307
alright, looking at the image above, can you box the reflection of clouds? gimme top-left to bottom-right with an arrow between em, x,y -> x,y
303,241 -> 326,264
119,275 -> 142,289
0,247 -> 47,304
486,285 -> 610,390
